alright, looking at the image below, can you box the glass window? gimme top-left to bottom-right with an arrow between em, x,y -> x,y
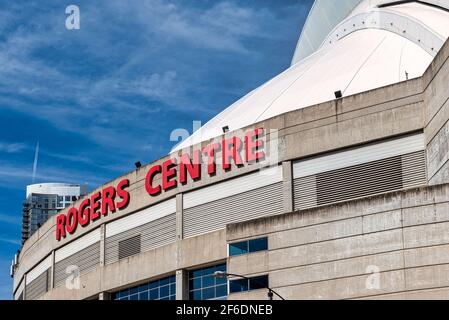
65,196 -> 71,201
149,288 -> 158,300
160,285 -> 170,298
249,238 -> 268,252
229,279 -> 248,293
129,286 -> 138,295
160,277 -> 170,286
189,263 -> 228,300
202,287 -> 215,300
229,275 -> 269,294
138,291 -> 148,300
250,276 -> 269,290
229,237 -> 268,257
139,283 -> 148,292
117,289 -> 129,298
216,284 -> 228,299
229,241 -> 248,256
191,289 -> 201,300
202,275 -> 215,288
112,275 -> 176,300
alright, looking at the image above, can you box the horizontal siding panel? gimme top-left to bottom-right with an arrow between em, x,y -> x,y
184,166 -> 282,209
14,277 -> 25,300
54,242 -> 100,288
25,269 -> 49,300
184,182 -> 283,238
105,213 -> 176,265
293,134 -> 425,179
119,235 -> 141,260
294,150 -> 427,211
26,254 -> 52,284
55,228 -> 101,263
402,151 -> 427,188
106,199 -> 176,238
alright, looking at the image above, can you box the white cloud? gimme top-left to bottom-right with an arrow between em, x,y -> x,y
0,142 -> 28,154
0,161 -> 107,189
0,238 -> 21,246
0,0 -> 310,165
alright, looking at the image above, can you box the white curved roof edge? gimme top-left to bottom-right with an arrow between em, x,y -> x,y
292,0 -> 362,65
292,0 -> 449,65
351,0 -> 449,16
319,7 -> 446,57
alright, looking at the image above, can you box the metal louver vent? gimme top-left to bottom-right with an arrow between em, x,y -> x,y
118,234 -> 141,260
316,155 -> 403,206
25,269 -> 49,300
294,150 -> 427,211
54,242 -> 100,288
105,213 -> 176,265
183,182 -> 284,238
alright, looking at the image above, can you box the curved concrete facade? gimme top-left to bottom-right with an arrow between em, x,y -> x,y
11,33 -> 449,299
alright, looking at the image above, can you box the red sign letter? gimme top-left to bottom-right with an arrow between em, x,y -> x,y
222,137 -> 243,170
245,128 -> 265,163
116,179 -> 130,209
101,186 -> 116,215
145,165 -> 162,196
90,192 -> 101,221
78,199 -> 90,227
162,159 -> 177,191
203,143 -> 221,176
179,150 -> 201,185
56,214 -> 66,241
66,207 -> 78,235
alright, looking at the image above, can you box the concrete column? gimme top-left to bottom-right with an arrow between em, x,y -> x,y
99,292 -> 111,300
176,194 -> 183,240
49,250 -> 55,289
176,269 -> 189,300
282,161 -> 294,213
100,224 -> 106,267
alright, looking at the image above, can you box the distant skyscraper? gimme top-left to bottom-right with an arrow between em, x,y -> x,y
21,183 -> 87,244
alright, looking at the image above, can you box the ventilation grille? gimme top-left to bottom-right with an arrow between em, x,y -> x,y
183,182 -> 283,238
105,213 -> 176,265
25,268 -> 50,300
294,150 -> 427,211
54,242 -> 100,288
118,235 -> 141,260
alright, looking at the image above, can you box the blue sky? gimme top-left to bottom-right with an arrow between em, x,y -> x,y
0,0 -> 313,299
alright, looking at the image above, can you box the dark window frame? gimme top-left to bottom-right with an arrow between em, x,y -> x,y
229,275 -> 269,294
229,237 -> 268,257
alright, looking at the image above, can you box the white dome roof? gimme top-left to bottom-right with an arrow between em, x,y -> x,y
175,0 -> 449,151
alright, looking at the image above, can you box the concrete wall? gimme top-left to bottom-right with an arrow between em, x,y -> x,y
424,33 -> 449,185
41,230 -> 227,300
227,184 -> 449,300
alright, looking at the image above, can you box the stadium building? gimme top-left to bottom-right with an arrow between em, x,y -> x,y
11,0 -> 449,300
